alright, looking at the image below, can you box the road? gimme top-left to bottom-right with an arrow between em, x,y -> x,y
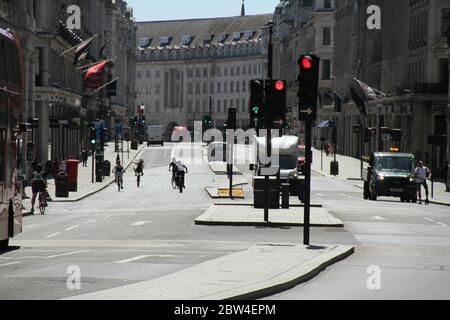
0,143 -> 449,299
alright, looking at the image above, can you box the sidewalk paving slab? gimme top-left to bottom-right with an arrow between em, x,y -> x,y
195,205 -> 343,227
66,243 -> 354,300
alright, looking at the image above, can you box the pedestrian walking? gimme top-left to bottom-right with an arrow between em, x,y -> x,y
415,161 -> 431,205
324,142 -> 330,157
82,149 -> 88,167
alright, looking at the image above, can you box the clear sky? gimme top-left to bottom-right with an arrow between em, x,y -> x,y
126,0 -> 279,22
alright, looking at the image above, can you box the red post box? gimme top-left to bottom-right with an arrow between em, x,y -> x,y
65,159 -> 79,192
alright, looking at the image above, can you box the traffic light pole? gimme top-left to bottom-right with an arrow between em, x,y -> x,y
304,120 -> 312,245
264,21 -> 274,223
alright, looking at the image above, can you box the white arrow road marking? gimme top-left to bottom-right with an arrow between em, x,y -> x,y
436,222 -> 448,227
0,262 -> 21,267
424,218 -> 435,223
45,232 -> 62,238
65,225 -> 79,231
372,216 -> 386,220
115,255 -> 176,264
131,221 -> 153,226
45,250 -> 90,260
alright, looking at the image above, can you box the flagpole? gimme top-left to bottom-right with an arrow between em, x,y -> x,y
89,77 -> 119,96
77,59 -> 110,72
59,34 -> 98,57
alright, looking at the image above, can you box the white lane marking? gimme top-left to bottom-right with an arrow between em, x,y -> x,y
0,256 -> 12,260
83,219 -> 97,224
45,232 -> 62,239
65,225 -> 79,231
45,250 -> 89,260
0,262 -> 21,267
102,215 -> 113,220
115,255 -> 150,264
435,222 -> 448,227
372,216 -> 386,220
131,221 -> 153,226
424,218 -> 435,223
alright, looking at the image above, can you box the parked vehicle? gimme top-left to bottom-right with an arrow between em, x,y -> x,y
363,151 -> 417,202
298,145 -> 306,174
147,125 -> 164,146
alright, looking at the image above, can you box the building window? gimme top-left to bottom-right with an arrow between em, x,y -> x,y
203,82 -> 208,94
236,81 -> 240,92
242,99 -> 246,112
324,0 -> 331,9
230,81 -> 234,93
195,83 -> 200,94
217,82 -> 222,93
196,69 -> 201,78
224,67 -> 228,76
188,83 -> 193,95
146,70 -> 151,78
203,68 -> 208,77
224,82 -> 228,93
210,82 -> 215,94
224,100 -> 228,109
188,69 -> 193,78
137,71 -> 142,79
237,66 -> 240,75
242,80 -> 247,92
231,67 -> 234,76
217,100 -> 221,113
442,8 -> 450,36
323,27 -> 331,45
155,84 -> 160,95
322,60 -> 331,80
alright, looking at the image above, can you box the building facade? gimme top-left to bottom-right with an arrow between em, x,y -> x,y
135,13 -> 273,137
318,0 -> 449,177
0,0 -> 136,175
272,0 -> 336,137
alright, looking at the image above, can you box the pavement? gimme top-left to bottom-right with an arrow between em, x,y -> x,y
66,244 -> 354,300
22,142 -> 145,214
195,204 -> 344,227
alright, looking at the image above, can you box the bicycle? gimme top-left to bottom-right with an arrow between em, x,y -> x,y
136,172 -> 143,187
175,172 -> 184,193
38,190 -> 47,214
116,175 -> 123,191
171,174 -> 177,189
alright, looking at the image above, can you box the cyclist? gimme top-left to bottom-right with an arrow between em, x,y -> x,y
31,163 -> 47,214
113,160 -> 126,190
169,157 -> 177,179
174,161 -> 188,190
134,159 -> 145,176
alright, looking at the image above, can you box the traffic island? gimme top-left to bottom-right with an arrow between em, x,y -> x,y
194,204 -> 343,227
65,244 -> 354,300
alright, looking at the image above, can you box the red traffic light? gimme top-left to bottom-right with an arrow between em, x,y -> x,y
275,80 -> 285,91
301,57 -> 312,69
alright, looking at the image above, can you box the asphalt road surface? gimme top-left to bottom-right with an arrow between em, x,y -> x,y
0,143 -> 449,299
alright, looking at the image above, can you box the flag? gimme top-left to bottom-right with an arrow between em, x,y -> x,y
73,36 -> 94,65
351,78 -> 386,115
84,60 -> 108,89
99,42 -> 108,58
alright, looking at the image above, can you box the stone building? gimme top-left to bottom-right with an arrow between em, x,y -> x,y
318,0 -> 449,177
272,0 -> 336,137
1,0 -> 136,168
135,12 -> 272,137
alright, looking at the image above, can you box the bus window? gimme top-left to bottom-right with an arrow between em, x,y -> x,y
0,39 -> 6,82
5,41 -> 14,85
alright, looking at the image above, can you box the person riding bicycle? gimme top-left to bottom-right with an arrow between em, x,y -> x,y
113,161 -> 126,189
169,157 -> 177,179
174,161 -> 188,189
134,159 -> 145,176
31,163 -> 47,214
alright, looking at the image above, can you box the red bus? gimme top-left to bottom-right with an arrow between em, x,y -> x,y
0,27 -> 24,248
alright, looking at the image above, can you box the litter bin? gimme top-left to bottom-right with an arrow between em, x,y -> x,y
95,154 -> 104,182
65,159 -> 79,192
103,160 -> 111,177
330,161 -> 339,176
253,176 -> 280,209
55,171 -> 69,198
131,139 -> 138,150
296,178 -> 305,203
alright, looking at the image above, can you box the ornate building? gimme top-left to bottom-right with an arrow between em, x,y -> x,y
135,11 -> 273,136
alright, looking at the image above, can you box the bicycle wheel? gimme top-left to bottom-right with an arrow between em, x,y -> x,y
171,176 -> 177,189
137,174 -> 140,187
39,193 -> 46,214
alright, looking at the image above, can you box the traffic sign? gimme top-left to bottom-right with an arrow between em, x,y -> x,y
298,55 -> 320,122
381,133 -> 392,141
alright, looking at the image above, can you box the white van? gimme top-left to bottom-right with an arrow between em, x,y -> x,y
147,125 -> 164,146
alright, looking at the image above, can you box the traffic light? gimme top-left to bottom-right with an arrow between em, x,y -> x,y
265,79 -> 286,129
364,127 -> 376,143
390,128 -> 402,143
249,79 -> 264,128
202,115 -> 212,130
89,125 -> 96,147
227,108 -> 237,130
298,55 -> 320,121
